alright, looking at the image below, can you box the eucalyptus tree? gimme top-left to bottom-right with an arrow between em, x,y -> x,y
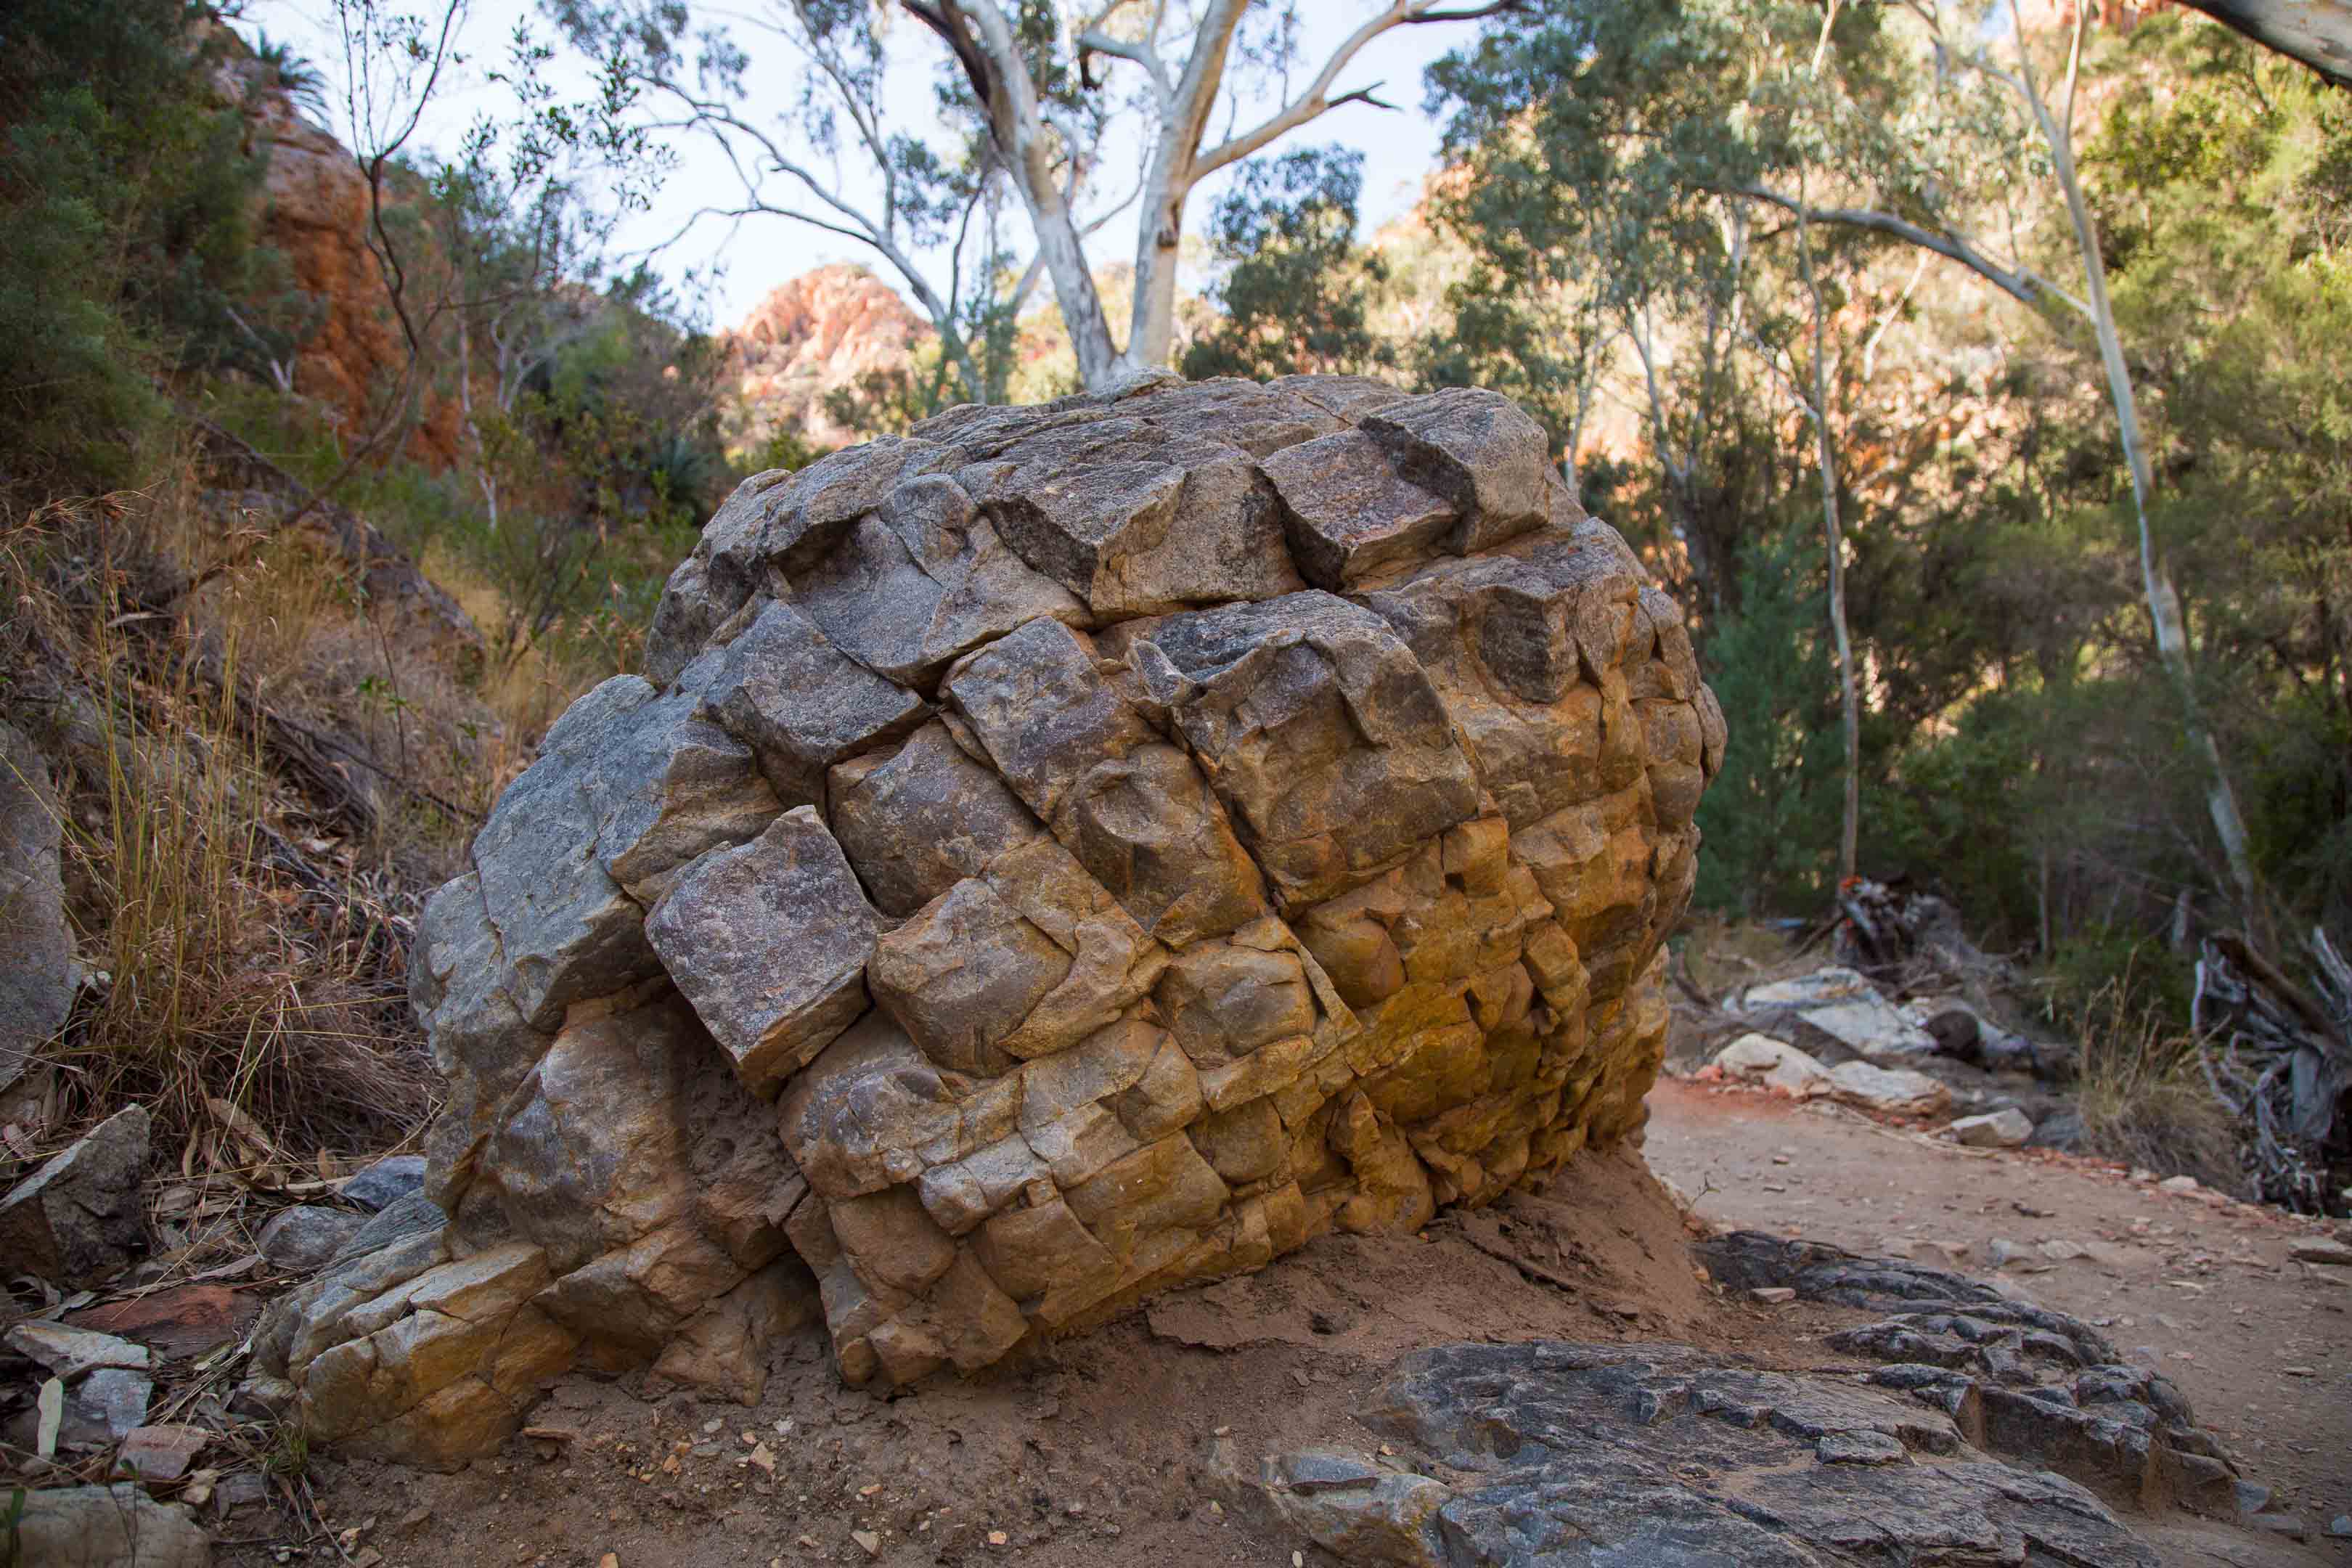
552,0 -> 1028,407
556,1 -> 1519,396
1432,0 -> 2266,923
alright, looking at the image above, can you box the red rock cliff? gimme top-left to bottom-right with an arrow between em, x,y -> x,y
722,265 -> 931,452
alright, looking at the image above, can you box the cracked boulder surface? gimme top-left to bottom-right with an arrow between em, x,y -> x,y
253,372 -> 1724,1466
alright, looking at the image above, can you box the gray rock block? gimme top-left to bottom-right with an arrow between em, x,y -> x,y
1127,591 -> 1483,905
258,1204 -> 369,1270
336,1155 -> 426,1213
647,807 -> 877,1098
705,598 -> 930,801
0,1104 -> 150,1286
1259,429 -> 1457,589
1359,386 -> 1553,549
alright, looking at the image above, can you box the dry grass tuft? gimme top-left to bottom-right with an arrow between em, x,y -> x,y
1,470 -> 454,1162
2072,976 -> 2244,1193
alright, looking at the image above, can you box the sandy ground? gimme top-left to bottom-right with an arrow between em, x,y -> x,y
227,1082 -> 2352,1568
1644,1074 -> 2352,1561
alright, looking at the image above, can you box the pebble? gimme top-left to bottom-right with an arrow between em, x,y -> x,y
2326,1514 -> 2351,1539
850,1531 -> 881,1557
1950,1108 -> 2033,1148
2158,1175 -> 2200,1194
2287,1238 -> 2352,1266
1749,1287 -> 1797,1304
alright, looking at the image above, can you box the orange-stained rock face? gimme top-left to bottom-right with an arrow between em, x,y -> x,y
215,39 -> 462,465
723,265 -> 932,452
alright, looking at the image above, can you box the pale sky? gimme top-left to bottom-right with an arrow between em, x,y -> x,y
237,1 -> 1477,329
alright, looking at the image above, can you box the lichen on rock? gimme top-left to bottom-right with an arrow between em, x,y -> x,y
254,373 -> 1725,1464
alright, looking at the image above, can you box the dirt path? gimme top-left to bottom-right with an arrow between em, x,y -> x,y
1643,1074 -> 2352,1558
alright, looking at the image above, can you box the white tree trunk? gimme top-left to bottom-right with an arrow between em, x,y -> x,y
1124,158 -> 1191,374
928,1 -> 1124,386
1800,216 -> 1861,885
2018,17 -> 2264,926
932,0 -> 1505,390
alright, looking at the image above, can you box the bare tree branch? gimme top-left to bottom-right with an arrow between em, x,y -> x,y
1729,182 -> 2088,317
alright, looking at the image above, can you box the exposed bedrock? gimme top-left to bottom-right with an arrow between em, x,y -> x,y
253,372 -> 1725,1464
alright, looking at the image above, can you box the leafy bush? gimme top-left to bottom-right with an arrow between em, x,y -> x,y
1693,527 -> 1842,916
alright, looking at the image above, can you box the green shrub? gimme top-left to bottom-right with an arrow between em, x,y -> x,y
0,0 -> 301,491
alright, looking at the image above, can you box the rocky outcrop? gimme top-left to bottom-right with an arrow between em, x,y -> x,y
1235,1342 -> 2160,1567
1696,1232 -> 2242,1514
256,372 -> 1724,1464
1220,1233 -> 2244,1567
723,266 -> 933,452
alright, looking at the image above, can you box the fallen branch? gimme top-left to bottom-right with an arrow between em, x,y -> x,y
2193,927 -> 2352,1213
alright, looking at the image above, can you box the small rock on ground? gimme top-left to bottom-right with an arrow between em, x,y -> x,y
258,1204 -> 367,1272
0,1104 -> 150,1286
1950,1107 -> 2034,1148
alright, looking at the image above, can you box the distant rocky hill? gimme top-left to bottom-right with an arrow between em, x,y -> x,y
209,28 -> 465,465
721,264 -> 931,452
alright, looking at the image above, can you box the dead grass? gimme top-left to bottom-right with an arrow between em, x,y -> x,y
2072,974 -> 2245,1194
1675,914 -> 1814,1002
0,464 -> 524,1164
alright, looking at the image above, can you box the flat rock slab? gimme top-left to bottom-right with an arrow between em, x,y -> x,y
13,1483 -> 211,1568
1695,1230 -> 2241,1516
1241,1339 -> 2168,1567
335,1154 -> 426,1212
69,1283 -> 263,1363
5,1320 -> 150,1379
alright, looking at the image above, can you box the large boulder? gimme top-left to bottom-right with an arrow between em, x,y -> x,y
257,374 -> 1723,1462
